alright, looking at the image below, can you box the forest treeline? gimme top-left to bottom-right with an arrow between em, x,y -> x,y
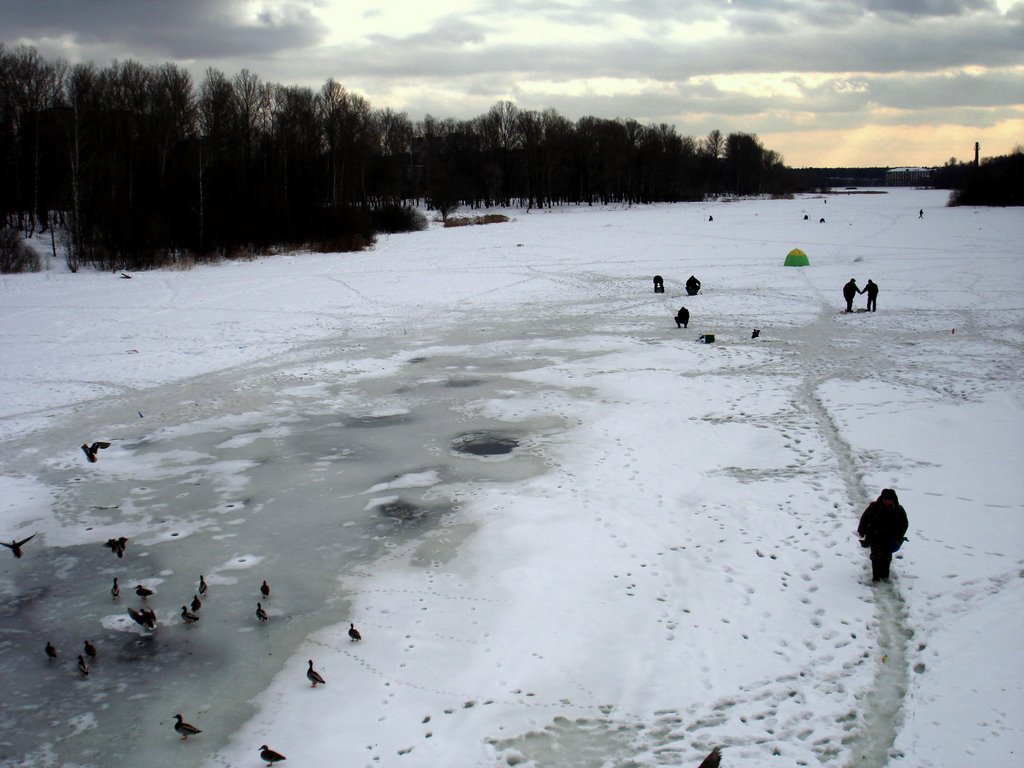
1,45 -> 792,272
932,150 -> 1023,207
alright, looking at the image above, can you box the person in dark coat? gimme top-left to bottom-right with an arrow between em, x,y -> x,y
843,278 -> 860,312
675,306 -> 689,328
685,275 -> 701,296
653,275 -> 665,293
861,279 -> 879,312
857,488 -> 909,582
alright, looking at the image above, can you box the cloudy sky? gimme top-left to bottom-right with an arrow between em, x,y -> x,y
3,0 -> 1022,167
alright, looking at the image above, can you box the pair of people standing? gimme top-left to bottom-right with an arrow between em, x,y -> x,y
843,278 -> 879,313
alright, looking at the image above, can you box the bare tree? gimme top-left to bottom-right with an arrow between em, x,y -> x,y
317,78 -> 347,206
703,128 -> 724,159
198,68 -> 237,143
7,46 -> 65,236
233,68 -> 269,166
102,59 -> 151,211
197,68 -> 238,254
539,108 -> 572,206
724,132 -> 765,195
149,63 -> 196,186
63,62 -> 100,270
372,107 -> 413,204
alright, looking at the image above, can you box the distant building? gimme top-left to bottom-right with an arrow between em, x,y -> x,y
886,167 -> 933,186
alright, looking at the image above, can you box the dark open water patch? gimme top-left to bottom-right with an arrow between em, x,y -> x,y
451,431 -> 520,456
375,499 -> 444,522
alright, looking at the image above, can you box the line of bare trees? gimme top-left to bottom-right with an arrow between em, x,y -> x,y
1,44 -> 792,271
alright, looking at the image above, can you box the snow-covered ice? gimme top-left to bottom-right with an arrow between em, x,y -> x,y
0,189 -> 1021,767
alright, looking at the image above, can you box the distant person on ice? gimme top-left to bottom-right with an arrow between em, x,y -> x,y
861,279 -> 879,312
843,278 -> 860,313
858,488 -> 909,583
686,275 -> 701,296
675,306 -> 690,328
653,275 -> 665,293
919,209 -> 924,219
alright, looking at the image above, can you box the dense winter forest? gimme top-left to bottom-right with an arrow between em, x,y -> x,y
0,45 -> 793,271
932,151 -> 1024,207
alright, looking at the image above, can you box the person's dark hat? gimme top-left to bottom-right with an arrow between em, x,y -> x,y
879,488 -> 898,502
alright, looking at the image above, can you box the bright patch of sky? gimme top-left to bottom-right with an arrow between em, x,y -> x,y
519,76 -> 676,99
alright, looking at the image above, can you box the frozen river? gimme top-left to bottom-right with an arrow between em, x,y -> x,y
2,190 -> 1021,767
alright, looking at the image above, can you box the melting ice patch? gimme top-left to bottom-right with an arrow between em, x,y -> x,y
362,471 -> 443,494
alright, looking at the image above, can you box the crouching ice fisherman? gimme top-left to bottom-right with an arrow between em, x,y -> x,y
857,488 -> 909,583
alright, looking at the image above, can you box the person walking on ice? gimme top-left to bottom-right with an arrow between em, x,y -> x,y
858,488 -> 909,582
861,279 -> 879,312
843,278 -> 860,313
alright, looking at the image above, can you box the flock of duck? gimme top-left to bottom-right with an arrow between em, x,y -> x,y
6,442 -> 367,766
9,442 -> 724,768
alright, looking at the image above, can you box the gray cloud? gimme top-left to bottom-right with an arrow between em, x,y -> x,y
863,0 -> 999,18
868,71 -> 1024,110
3,0 -> 326,60
303,7 -> 1020,83
5,0 -> 1017,77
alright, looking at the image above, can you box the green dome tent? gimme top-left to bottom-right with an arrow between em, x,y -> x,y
784,248 -> 809,266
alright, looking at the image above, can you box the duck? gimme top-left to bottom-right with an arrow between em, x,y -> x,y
81,441 -> 111,462
77,654 -> 90,677
181,606 -> 200,623
45,641 -> 57,660
1,533 -> 36,558
83,640 -> 97,660
256,602 -> 269,622
128,607 -> 157,630
173,713 -> 202,740
104,536 -> 128,557
111,577 -> 120,599
306,659 -> 325,688
190,594 -> 202,613
259,745 -> 287,765
348,622 -> 362,642
135,584 -> 154,599
697,747 -> 722,768
198,575 -> 208,596
260,580 -> 270,599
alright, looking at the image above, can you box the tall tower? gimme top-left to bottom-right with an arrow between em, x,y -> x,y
975,142 -> 980,166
